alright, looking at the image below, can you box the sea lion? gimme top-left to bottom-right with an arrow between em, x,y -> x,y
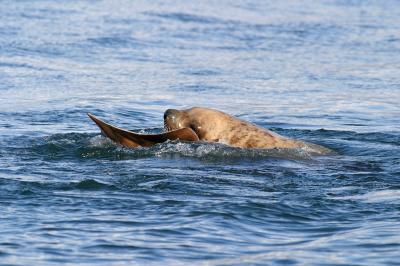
163,107 -> 332,154
88,107 -> 332,154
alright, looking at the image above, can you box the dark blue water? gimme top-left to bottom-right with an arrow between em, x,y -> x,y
1,1 -> 399,265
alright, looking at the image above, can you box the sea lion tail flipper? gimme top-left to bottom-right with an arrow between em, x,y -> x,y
87,113 -> 199,148
88,113 -> 143,147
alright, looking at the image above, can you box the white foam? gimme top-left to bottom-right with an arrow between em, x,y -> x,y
333,189 -> 400,203
88,135 -> 115,147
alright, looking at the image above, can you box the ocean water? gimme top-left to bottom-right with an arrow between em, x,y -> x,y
1,0 -> 399,265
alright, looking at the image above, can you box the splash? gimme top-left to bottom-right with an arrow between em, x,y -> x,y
22,132 -> 331,161
84,134 -> 317,160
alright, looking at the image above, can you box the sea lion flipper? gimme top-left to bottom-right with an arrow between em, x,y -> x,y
87,113 -> 199,148
161,127 -> 200,142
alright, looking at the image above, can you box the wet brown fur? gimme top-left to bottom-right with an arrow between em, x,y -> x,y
164,107 -> 332,154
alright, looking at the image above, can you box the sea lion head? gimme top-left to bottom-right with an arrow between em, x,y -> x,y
164,107 -> 226,141
164,109 -> 193,131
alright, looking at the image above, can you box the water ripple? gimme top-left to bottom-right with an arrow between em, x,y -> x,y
1,0 -> 400,265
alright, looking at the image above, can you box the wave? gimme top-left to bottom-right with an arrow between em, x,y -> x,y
330,189 -> 400,204
6,127 -> 399,164
19,132 -> 327,161
0,176 -> 117,195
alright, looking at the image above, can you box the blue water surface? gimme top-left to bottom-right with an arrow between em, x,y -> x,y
1,1 -> 399,265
